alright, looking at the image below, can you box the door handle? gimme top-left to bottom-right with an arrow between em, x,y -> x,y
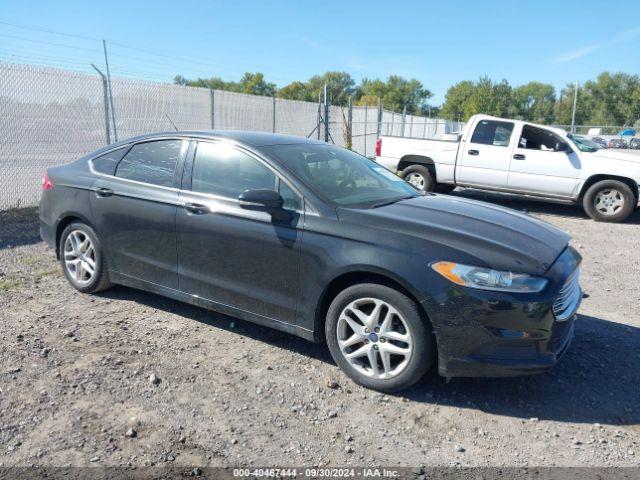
513,154 -> 526,160
468,149 -> 479,156
183,202 -> 209,214
96,187 -> 113,197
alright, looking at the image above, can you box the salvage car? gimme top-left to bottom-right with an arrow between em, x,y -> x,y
376,115 -> 640,222
40,132 -> 582,392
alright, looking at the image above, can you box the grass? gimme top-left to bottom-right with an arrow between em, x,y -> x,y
0,276 -> 24,293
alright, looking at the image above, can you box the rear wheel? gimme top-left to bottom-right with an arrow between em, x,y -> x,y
401,164 -> 435,192
325,283 -> 434,392
59,222 -> 113,293
583,180 -> 635,223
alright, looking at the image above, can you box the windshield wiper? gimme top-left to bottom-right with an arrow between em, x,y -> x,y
371,195 -> 416,209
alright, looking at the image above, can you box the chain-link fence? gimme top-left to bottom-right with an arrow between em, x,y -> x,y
0,61 -> 460,210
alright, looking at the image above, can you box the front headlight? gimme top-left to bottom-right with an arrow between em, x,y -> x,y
431,261 -> 548,293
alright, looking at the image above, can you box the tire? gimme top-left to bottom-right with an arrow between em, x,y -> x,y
582,180 -> 636,223
401,164 -> 435,192
325,283 -> 435,392
59,222 -> 113,293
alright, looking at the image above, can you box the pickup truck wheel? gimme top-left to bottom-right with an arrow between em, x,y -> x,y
401,165 -> 434,192
583,180 -> 635,222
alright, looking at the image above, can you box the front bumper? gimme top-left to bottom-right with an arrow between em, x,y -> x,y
425,247 -> 582,378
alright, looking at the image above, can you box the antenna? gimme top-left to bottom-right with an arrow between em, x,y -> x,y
164,113 -> 178,132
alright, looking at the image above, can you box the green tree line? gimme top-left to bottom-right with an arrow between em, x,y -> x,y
174,71 -> 432,115
174,71 -> 640,126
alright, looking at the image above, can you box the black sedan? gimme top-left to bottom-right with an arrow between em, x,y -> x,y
39,132 -> 582,391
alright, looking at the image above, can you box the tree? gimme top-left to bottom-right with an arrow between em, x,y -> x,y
305,71 -> 356,106
237,72 -> 276,96
358,76 -> 432,114
440,80 -> 475,121
277,81 -> 312,101
582,72 -> 640,125
512,82 -> 556,123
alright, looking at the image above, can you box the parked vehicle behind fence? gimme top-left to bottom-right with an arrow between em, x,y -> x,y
630,138 -> 640,150
40,131 -> 582,392
375,114 -> 640,222
608,138 -> 628,149
591,137 -> 608,149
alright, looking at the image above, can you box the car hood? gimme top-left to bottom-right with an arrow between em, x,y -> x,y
590,149 -> 640,163
339,194 -> 570,276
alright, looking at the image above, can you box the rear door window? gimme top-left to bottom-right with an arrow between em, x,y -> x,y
470,120 -> 514,147
115,140 -> 183,187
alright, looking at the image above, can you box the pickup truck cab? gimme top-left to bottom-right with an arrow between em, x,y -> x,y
375,114 -> 640,222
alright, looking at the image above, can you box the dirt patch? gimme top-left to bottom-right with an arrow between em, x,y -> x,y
0,197 -> 639,468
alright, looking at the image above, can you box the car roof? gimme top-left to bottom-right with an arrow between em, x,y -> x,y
116,130 -> 326,148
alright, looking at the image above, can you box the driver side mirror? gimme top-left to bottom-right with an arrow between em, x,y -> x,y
238,189 -> 284,211
554,141 -> 571,153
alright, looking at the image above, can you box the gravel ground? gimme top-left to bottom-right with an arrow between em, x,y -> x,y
0,195 -> 639,470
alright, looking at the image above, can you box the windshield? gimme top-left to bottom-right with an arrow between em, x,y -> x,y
263,143 -> 419,208
567,134 -> 600,152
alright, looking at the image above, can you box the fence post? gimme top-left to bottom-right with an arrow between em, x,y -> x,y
364,105 -> 368,157
210,89 -> 215,129
316,93 -> 322,140
323,84 -> 329,143
401,106 -> 407,137
91,64 -> 111,145
409,115 -> 414,138
272,96 -> 276,133
347,97 -> 353,150
102,40 -> 118,142
376,98 -> 382,139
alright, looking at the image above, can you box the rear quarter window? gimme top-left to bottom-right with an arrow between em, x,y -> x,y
91,146 -> 130,176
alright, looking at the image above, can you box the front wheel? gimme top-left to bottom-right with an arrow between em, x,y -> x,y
582,180 -> 636,222
325,283 -> 435,392
59,222 -> 113,293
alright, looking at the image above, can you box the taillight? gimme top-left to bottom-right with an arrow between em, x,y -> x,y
375,138 -> 382,156
42,173 -> 53,190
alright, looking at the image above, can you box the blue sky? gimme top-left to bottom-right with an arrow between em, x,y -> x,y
1,0 -> 639,104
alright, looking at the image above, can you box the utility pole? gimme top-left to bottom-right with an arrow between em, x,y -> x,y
103,40 -> 118,142
571,81 -> 579,133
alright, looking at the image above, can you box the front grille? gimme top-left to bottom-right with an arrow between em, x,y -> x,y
552,268 -> 582,321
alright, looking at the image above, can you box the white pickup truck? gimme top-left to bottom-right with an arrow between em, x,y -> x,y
375,114 -> 640,222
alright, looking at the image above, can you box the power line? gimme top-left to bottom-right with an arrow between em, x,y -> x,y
0,33 -> 103,54
0,19 -> 290,84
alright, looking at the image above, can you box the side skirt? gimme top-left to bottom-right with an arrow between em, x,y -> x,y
109,271 -> 316,342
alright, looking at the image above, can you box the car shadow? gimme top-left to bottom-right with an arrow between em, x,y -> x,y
99,286 -> 638,426
450,188 -> 640,225
404,314 -> 640,426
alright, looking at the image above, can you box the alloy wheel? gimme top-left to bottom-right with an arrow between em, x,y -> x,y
406,172 -> 425,190
336,297 -> 413,380
63,230 -> 96,285
594,188 -> 624,216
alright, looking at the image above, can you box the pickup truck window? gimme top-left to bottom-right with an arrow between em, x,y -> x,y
519,125 -> 563,151
470,120 -> 514,147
